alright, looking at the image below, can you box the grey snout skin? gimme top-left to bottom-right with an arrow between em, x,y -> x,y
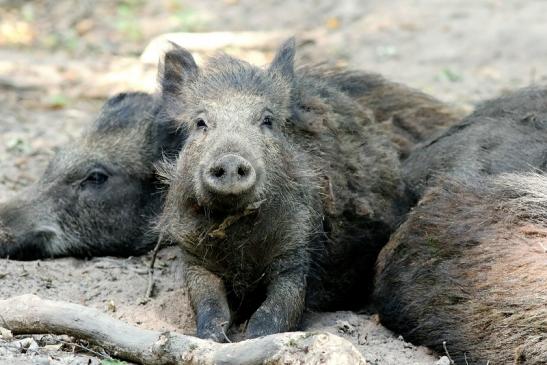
203,154 -> 257,196
0,196 -> 59,260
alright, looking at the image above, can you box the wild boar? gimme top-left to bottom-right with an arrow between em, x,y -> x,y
0,92 -> 182,259
158,38 -> 408,341
375,87 -> 547,364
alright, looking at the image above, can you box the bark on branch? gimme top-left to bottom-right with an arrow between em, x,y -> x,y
0,295 -> 366,365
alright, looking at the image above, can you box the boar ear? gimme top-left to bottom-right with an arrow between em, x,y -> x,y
268,37 -> 296,81
160,43 -> 198,96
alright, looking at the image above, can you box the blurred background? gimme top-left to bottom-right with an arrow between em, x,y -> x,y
1,0 -> 547,196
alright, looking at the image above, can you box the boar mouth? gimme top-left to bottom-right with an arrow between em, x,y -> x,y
0,229 -> 57,260
199,187 -> 259,213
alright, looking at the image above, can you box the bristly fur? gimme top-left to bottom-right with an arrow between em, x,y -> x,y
157,38 -> 409,341
375,174 -> 547,365
0,92 -> 184,259
375,87 -> 547,364
404,86 -> 547,202
294,65 -> 464,160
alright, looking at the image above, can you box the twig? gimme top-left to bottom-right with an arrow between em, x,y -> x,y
208,199 -> 265,239
443,341 -> 455,365
55,338 -> 112,360
140,235 -> 164,303
219,321 -> 232,344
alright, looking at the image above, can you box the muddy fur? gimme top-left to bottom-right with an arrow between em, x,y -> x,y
374,174 -> 547,364
157,39 -> 408,341
305,65 -> 464,160
0,92 -> 183,259
375,87 -> 547,364
403,87 -> 547,202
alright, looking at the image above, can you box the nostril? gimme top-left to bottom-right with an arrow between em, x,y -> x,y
211,167 -> 225,178
237,166 -> 247,177
203,154 -> 257,196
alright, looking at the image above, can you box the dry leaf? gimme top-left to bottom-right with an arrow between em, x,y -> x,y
325,17 -> 340,30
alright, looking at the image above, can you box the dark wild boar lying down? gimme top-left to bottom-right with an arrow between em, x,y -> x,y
374,87 -> 547,365
0,44 -> 459,261
156,37 -> 420,341
0,92 -> 182,259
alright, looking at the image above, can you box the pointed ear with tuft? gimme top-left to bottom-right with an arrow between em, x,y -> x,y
268,37 -> 296,82
160,42 -> 199,96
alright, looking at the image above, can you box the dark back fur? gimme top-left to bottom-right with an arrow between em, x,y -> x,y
297,66 -> 463,160
375,87 -> 547,363
374,174 -> 547,364
290,67 -> 410,308
404,87 -> 547,201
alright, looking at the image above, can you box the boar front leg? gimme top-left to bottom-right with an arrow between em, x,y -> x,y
245,262 -> 307,339
185,263 -> 231,342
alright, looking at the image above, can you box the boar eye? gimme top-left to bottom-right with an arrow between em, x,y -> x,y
196,118 -> 207,129
261,115 -> 273,128
82,169 -> 109,187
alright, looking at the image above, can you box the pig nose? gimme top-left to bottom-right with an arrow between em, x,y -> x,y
204,154 -> 256,195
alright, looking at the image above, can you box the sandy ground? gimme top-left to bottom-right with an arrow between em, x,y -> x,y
1,0 -> 546,363
0,247 -> 441,364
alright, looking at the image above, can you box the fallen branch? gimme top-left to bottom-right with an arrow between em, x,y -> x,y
1,295 -> 366,365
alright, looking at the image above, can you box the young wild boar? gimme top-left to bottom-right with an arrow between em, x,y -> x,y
158,38 -> 408,341
374,87 -> 547,364
0,92 -> 182,259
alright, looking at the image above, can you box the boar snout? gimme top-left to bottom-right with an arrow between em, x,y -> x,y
203,154 -> 257,196
0,195 -> 61,260
0,220 -> 57,260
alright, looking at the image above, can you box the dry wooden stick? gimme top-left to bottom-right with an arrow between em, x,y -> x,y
1,295 -> 366,365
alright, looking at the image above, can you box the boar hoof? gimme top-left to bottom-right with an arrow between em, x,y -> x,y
244,314 -> 281,339
196,320 -> 229,343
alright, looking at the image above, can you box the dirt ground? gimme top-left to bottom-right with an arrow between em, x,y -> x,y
1,0 -> 546,364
